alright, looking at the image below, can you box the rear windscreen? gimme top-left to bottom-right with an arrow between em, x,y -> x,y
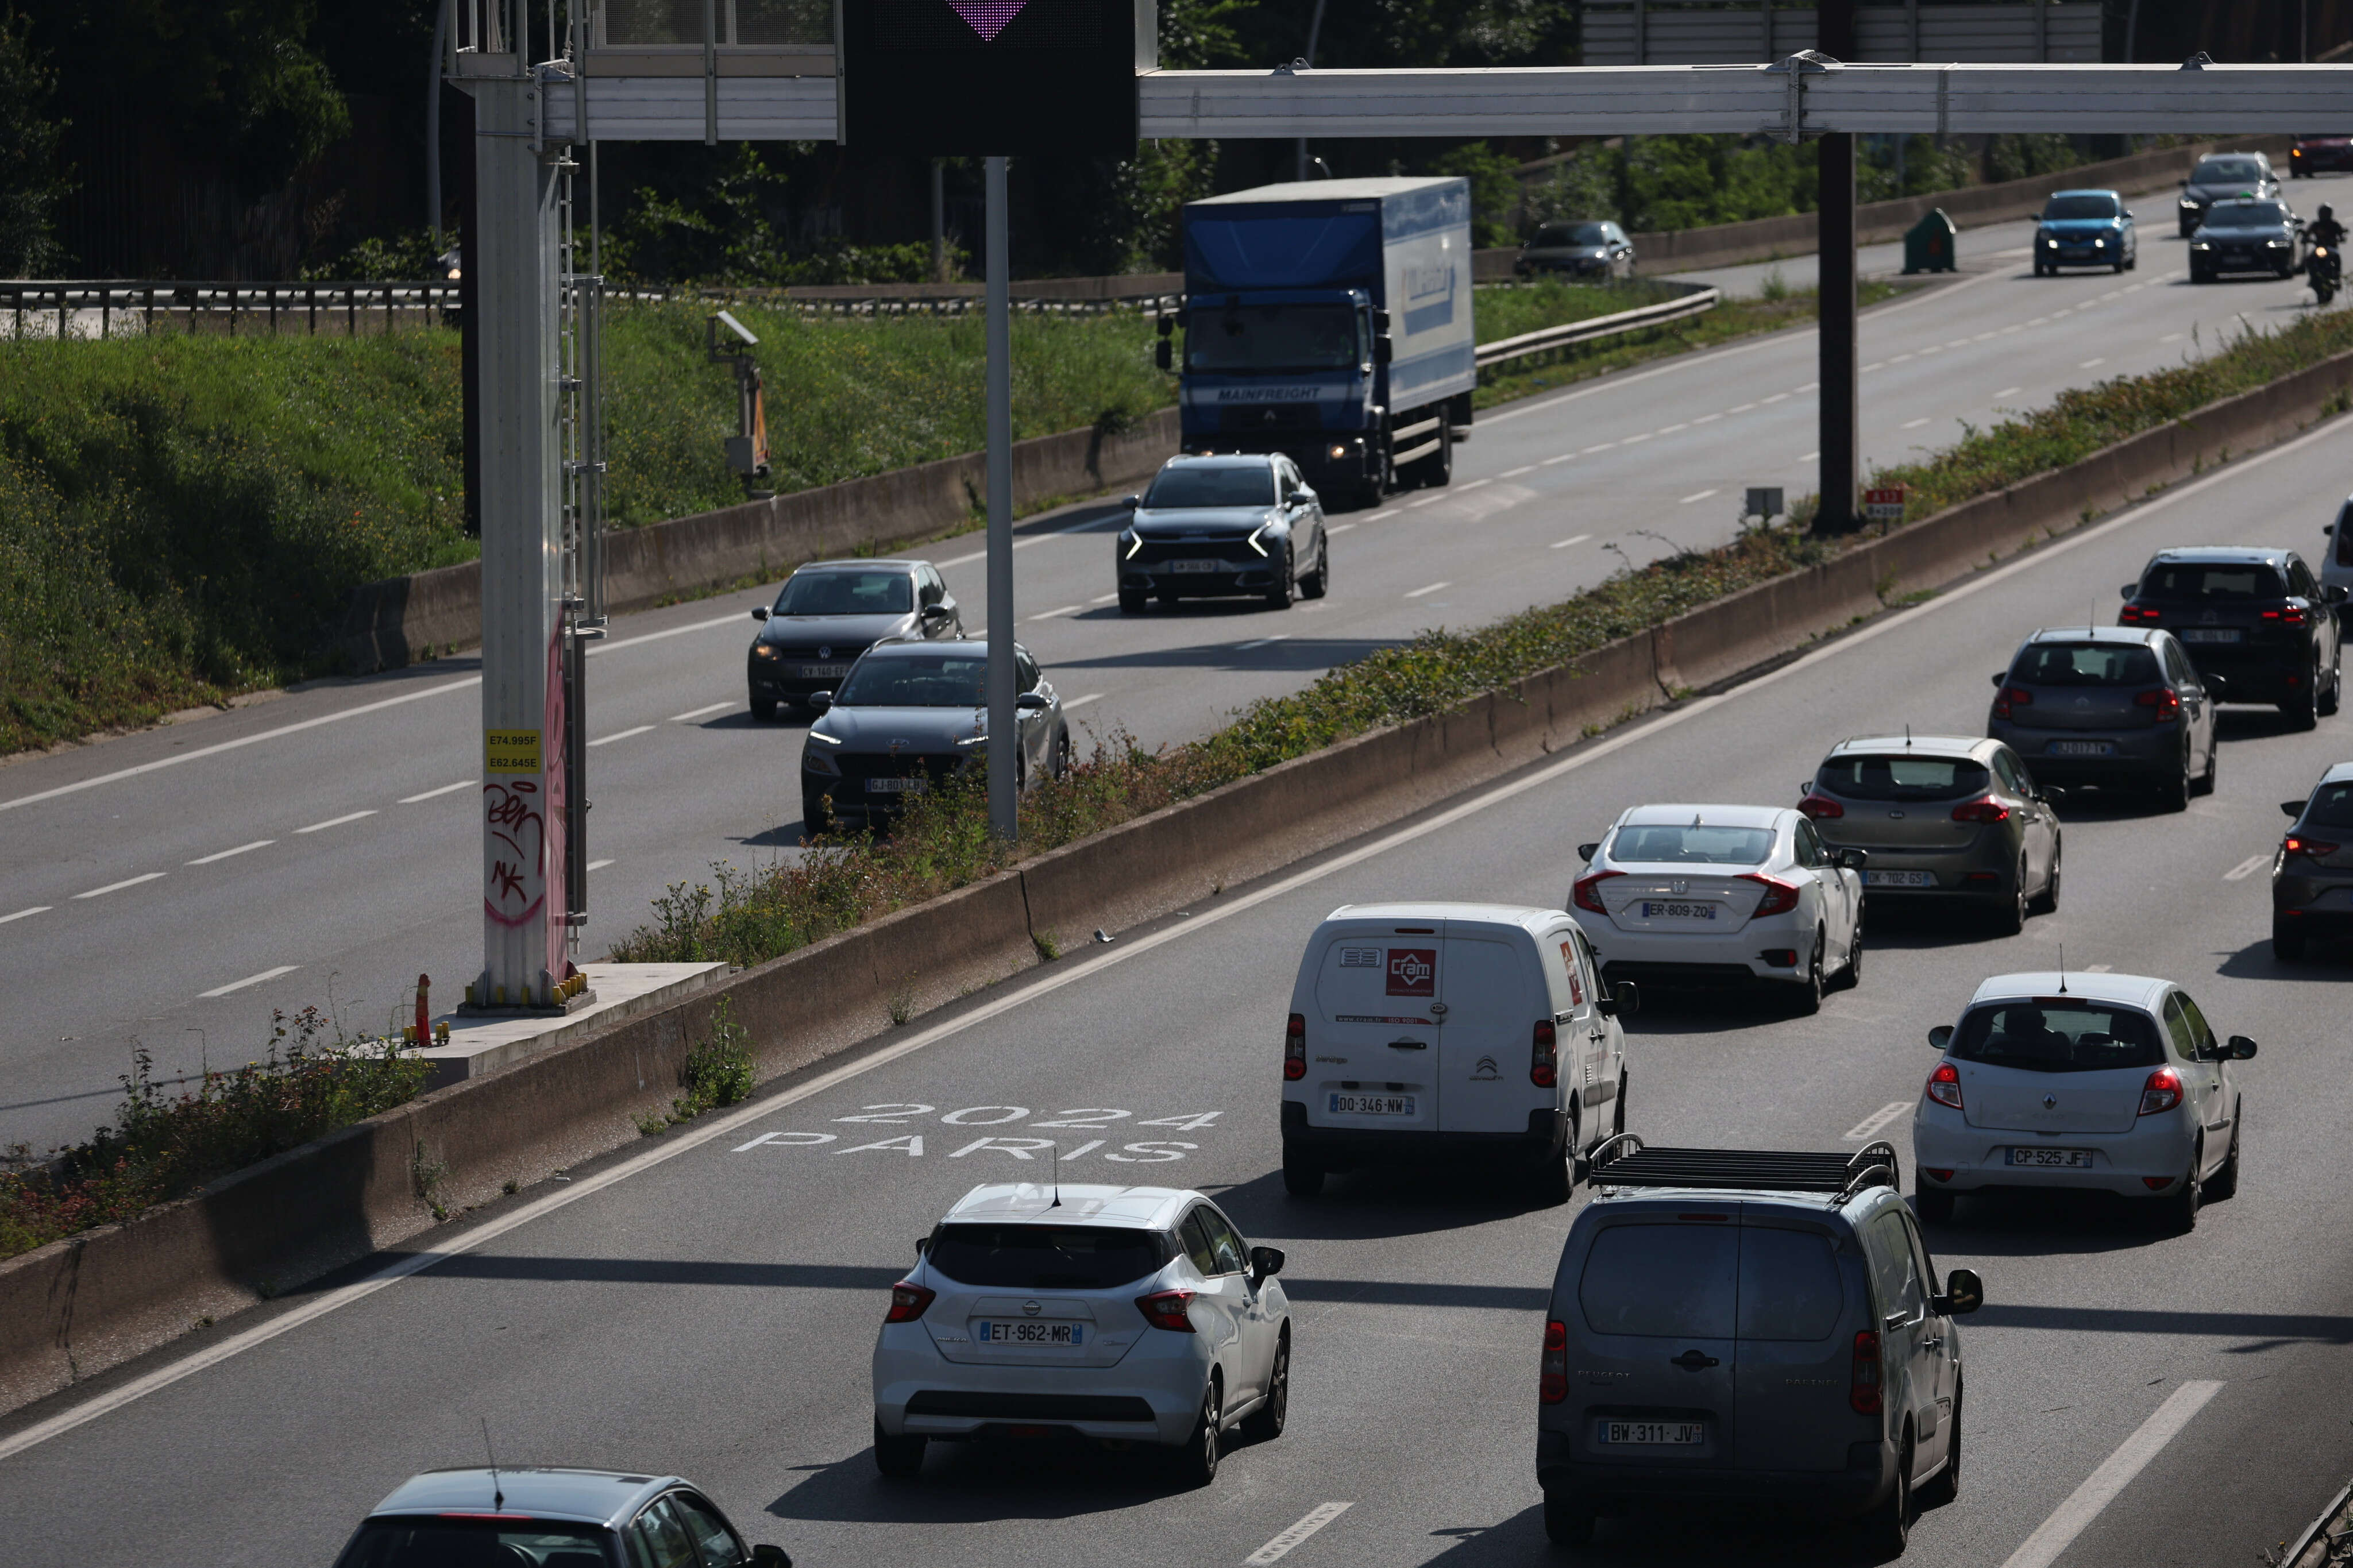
928,1225 -> 1168,1289
1818,755 -> 1989,802
2139,563 -> 2285,601
1950,1000 -> 2165,1073
2011,643 -> 2161,688
1737,1229 -> 1846,1342
1579,1225 -> 1737,1338
334,1519 -> 610,1568
2302,781 -> 2353,829
1607,825 -> 1775,866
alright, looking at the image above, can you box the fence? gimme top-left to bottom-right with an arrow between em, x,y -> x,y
1475,282 -> 1721,374
0,281 -> 461,340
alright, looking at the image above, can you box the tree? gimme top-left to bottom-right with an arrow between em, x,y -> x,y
0,9 -> 68,275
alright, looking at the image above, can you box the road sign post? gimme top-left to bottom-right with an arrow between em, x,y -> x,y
985,156 -> 1017,841
1862,485 -> 1908,524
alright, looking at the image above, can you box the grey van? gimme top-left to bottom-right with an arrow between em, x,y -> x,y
1536,1139 -> 1984,1555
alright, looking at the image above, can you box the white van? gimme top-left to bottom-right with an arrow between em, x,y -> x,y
1279,902 -> 1634,1203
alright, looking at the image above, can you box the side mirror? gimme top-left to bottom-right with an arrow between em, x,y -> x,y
1154,339 -> 1172,372
2283,800 -> 2306,818
2327,585 -> 2349,605
1928,1024 -> 1954,1051
1837,847 -> 1870,870
1936,1268 -> 1984,1316
751,1547 -> 793,1568
1248,1244 -> 1286,1284
1374,336 -> 1394,365
2202,671 -> 2228,700
915,1236 -> 929,1257
808,691 -> 833,713
1598,981 -> 1639,1018
2119,582 -> 2138,600
751,605 -> 770,621
920,603 -> 950,621
1123,494 -> 1141,509
1016,691 -> 1050,711
1991,671 -> 2008,687
1576,841 -> 1599,863
2228,1034 -> 2258,1060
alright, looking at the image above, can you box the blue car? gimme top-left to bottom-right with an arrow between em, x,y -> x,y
2032,188 -> 2138,276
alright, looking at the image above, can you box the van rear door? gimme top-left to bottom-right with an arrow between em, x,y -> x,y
1306,921 -> 1441,1133
1436,926 -> 1540,1133
1729,1214 -> 1863,1472
1561,1212 -> 1740,1474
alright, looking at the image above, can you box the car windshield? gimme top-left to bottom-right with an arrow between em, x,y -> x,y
2193,157 -> 2263,184
774,570 -> 913,616
2139,563 -> 2286,601
1950,999 -> 2166,1073
834,652 -> 986,706
2208,202 -> 2288,226
1819,754 -> 1990,801
2043,195 -> 2118,221
2302,781 -> 2353,829
1534,222 -> 1611,245
928,1224 -> 1168,1289
2012,643 -> 2161,687
1186,303 -> 1359,374
1608,824 -> 1776,865
1143,465 -> 1278,508
334,1517 -> 609,1567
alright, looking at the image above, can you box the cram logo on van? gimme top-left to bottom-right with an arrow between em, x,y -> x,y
1387,948 -> 1436,997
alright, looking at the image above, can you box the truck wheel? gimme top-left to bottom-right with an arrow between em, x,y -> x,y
1406,412 -> 1453,488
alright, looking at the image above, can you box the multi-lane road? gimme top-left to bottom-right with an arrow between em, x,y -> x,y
0,206 -> 2339,1160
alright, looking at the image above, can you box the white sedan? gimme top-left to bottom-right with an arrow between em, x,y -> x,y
1568,803 -> 1865,1012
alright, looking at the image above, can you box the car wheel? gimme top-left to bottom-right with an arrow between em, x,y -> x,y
1265,548 -> 1297,610
1528,1127 -> 1574,1207
1830,918 -> 1863,991
1301,538 -> 1329,600
802,790 -> 831,835
1612,1072 -> 1628,1138
1118,590 -> 1147,613
1172,1381 -> 1221,1486
1992,862 -> 2028,936
1241,1331 -> 1290,1442
2205,1107 -> 2243,1201
2032,259 -> 2048,277
2193,731 -> 2220,797
1542,1494 -> 1597,1546
2157,752 -> 2191,813
2030,840 -> 2063,914
1282,1145 -> 1325,1198
2282,671 -> 2319,731
2156,1142 -> 2202,1234
750,697 -> 778,721
1052,728 -> 1073,780
1861,1432 -> 1912,1556
1788,933 -> 1825,1016
2273,913 -> 2308,961
2113,257 -> 2127,273
2321,658 -> 2343,717
873,1415 -> 926,1478
1916,1188 -> 1955,1226
1918,1383 -> 1962,1507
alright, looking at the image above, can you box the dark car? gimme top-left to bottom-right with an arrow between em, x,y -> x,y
1516,219 -> 1635,279
2119,547 -> 2344,725
2189,198 -> 2302,281
2272,762 -> 2353,959
1986,627 -> 2219,810
2032,188 -> 2136,275
2290,136 -> 2353,177
746,558 -> 962,719
2177,151 -> 2279,237
801,637 -> 1069,831
333,1467 -> 790,1568
1116,453 -> 1329,612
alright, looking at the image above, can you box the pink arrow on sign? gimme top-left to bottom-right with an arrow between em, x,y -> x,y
947,0 -> 1027,40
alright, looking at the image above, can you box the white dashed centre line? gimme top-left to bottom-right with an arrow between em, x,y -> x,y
1582,442 -> 1617,453
199,965 -> 300,1000
1063,693 -> 1105,710
1245,1502 -> 1355,1566
1994,386 -> 2022,399
1,906 -> 51,925
1404,581 -> 1450,598
1407,493 -> 1445,508
398,779 -> 477,804
1692,412 -> 1723,424
1541,453 -> 1576,465
2080,357 -> 2107,369
1901,417 -> 1931,429
1798,450 -> 1820,463
2083,963 -> 2113,972
1621,432 -> 1652,444
1729,403 -> 1757,414
1843,1102 -> 1911,1141
2161,332 -> 2185,343
1327,522 -> 1355,534
187,840 -> 275,866
1458,477 -> 1492,491
296,810 -> 379,835
1679,489 -> 1719,504
587,726 -> 654,748
1861,361 -> 1887,372
1793,381 -> 1819,392
2223,853 -> 2269,882
1500,464 -> 1536,478
669,702 -> 733,723
1027,605 -> 1083,621
1552,534 -> 1591,550
1363,508 -> 1399,521
1236,635 -> 1290,651
1657,422 -> 1689,434
1090,592 -> 1120,604
586,859 -> 615,872
75,872 -> 167,899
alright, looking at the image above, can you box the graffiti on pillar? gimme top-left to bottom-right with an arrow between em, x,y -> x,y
483,779 -> 545,928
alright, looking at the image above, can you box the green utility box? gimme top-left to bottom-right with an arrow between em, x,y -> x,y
1903,209 -> 1958,274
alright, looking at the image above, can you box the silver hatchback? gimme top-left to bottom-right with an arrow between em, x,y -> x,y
1986,627 -> 2219,811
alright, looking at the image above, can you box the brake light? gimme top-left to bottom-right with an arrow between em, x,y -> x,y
2134,687 -> 2182,720
1283,1011 -> 1306,1081
1797,793 -> 1845,820
1572,870 -> 1624,913
2138,1067 -> 2184,1116
2285,835 -> 2340,858
1924,1061 -> 1963,1110
2119,604 -> 2161,624
1531,1018 -> 1559,1088
1951,796 -> 2012,824
1541,1318 -> 1568,1404
1136,1288 -> 1197,1332
1738,874 -> 1802,916
885,1282 -> 936,1323
1850,1330 -> 1883,1415
2262,605 -> 2310,625
1993,686 -> 2032,720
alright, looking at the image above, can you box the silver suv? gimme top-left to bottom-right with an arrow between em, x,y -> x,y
1537,1139 -> 1983,1555
2273,761 -> 2353,960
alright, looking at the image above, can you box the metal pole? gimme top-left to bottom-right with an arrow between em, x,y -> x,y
1295,0 -> 1328,180
1816,131 -> 1860,535
985,155 -> 1017,843
428,0 -> 449,246
931,159 -> 947,282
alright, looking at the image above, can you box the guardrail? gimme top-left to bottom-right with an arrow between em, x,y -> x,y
1475,283 -> 1721,374
1,280 -> 461,339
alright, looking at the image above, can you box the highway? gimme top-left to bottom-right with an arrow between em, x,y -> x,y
0,200 -> 2341,1160
4,347 -> 2352,1568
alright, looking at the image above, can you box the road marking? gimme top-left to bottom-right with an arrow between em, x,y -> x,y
1459,477 -> 1492,491
1328,522 -> 1355,534
1861,361 -> 1887,372
2000,323 -> 2021,333
1364,508 -> 1398,520
1237,635 -> 1291,651
1582,442 -> 1616,453
936,513 -> 1120,569
74,872 -> 166,899
1693,412 -> 1722,424
1657,422 -> 1689,434
1404,581 -> 1450,598
2161,331 -> 2185,343
199,965 -> 300,999
1889,354 -> 1913,364
1028,604 -> 1083,621
1090,592 -> 1120,604
2224,853 -> 2269,881
1679,489 -> 1719,504
1998,1381 -> 2225,1568
2083,963 -> 2112,972
398,779 -> 477,803
2080,357 -> 2107,369
1729,403 -> 1757,413
1541,453 -> 1577,465
587,858 -> 614,871
1919,345 -> 1943,355
186,840 -> 275,866
587,725 -> 654,748
2030,316 -> 2050,326
591,608 -> 758,655
1,906 -> 51,925
1500,465 -> 1536,478
1063,693 -> 1104,710
1247,1502 -> 1355,1565
1972,331 -> 1996,341
1793,380 -> 1819,392
1994,385 -> 2022,399
669,702 -> 733,723
1901,417 -> 1931,429
1799,451 -> 1820,462
296,810 -> 377,834
1845,1101 -> 1911,1141
1407,493 -> 1445,508
1621,432 -> 1652,444
1551,534 -> 1591,550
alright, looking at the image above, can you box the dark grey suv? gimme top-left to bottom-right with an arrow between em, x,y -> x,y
2273,762 -> 2353,960
1538,1140 -> 1982,1554
1988,627 -> 2218,810
746,558 -> 962,719
2120,547 -> 2343,727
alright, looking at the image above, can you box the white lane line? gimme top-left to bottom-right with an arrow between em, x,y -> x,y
1693,412 -> 1723,424
591,608 -> 758,655
1582,442 -> 1617,453
2224,853 -> 2269,881
1404,581 -> 1451,598
2080,357 -> 2107,369
1680,489 -> 1719,504
1972,331 -> 1997,341
1541,453 -> 1576,465
669,702 -> 733,723
1328,522 -> 1356,534
1994,386 -> 2022,399
398,779 -> 476,804
1862,361 -> 1888,372
1919,345 -> 1943,356
1028,604 -> 1083,621
1551,534 -> 1591,550
1459,478 -> 1492,492
1363,508 -> 1399,521
1794,381 -> 1819,392
74,872 -> 166,899
2161,331 -> 2185,343
1657,422 -> 1689,434
1622,432 -> 1653,445
187,840 -> 275,866
1063,693 -> 1105,710
1998,1381 -> 2225,1568
1237,635 -> 1291,651
2030,316 -> 2050,325
2000,323 -> 2022,334
587,725 -> 654,748
1246,1502 -> 1355,1565
1407,493 -> 1446,508
1729,403 -> 1758,414
296,810 -> 377,835
1090,592 -> 1120,604
1890,353 -> 1914,363
1901,417 -> 1931,429
1500,465 -> 1536,478
1844,1101 -> 1911,1141
936,513 -> 1119,569
14,414 -> 2337,1460
2083,963 -> 2113,972
1,906 -> 52,925
199,965 -> 300,999
586,858 -> 614,872
1799,451 -> 1820,462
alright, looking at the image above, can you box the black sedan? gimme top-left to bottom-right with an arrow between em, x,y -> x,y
2176,150 -> 2280,236
800,638 -> 1069,831
2120,547 -> 2345,727
1116,453 -> 1329,612
746,558 -> 962,719
1514,219 -> 1635,279
2189,198 -> 2301,282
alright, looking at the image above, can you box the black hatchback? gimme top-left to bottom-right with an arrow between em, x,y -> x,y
2119,547 -> 2344,727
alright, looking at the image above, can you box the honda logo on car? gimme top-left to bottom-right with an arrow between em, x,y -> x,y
1387,948 -> 1436,997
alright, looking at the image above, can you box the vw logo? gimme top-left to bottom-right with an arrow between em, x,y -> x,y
818,644 -> 832,659
1022,1300 -> 1042,1316
2043,1094 -> 2058,1109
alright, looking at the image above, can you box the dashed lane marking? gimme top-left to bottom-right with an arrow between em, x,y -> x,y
1541,453 -> 1576,465
1091,592 -> 1120,604
1028,605 -> 1083,621
1551,534 -> 1591,550
1237,636 -> 1291,651
199,965 -> 300,999
587,859 -> 614,871
1063,693 -> 1104,710
1844,1102 -> 1911,1141
587,726 -> 654,748
2082,963 -> 2113,972
669,702 -> 733,723
1246,1503 -> 1355,1566
296,810 -> 378,834
1363,508 -> 1399,521
1328,522 -> 1355,534
74,872 -> 167,899
2224,854 -> 2269,881
1902,418 -> 1931,429
1458,478 -> 1492,491
1500,465 -> 1536,478
1404,582 -> 1450,598
1997,1382 -> 2224,1568
398,780 -> 476,803
1679,489 -> 1719,504
1692,412 -> 1723,424
186,840 -> 273,866
1,906 -> 51,925
1994,386 -> 2022,399
2080,357 -> 2107,369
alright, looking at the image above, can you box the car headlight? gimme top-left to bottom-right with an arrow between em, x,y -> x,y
753,643 -> 780,659
2093,236 -> 2107,246
803,748 -> 840,776
2180,196 -> 2198,208
2267,237 -> 2289,246
1327,442 -> 1349,460
2043,237 -> 2058,248
1246,523 -> 1274,558
2192,240 -> 2212,250
1121,530 -> 1141,559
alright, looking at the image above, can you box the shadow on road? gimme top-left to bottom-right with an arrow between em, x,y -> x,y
1212,1165 -> 1576,1245
1050,635 -> 1406,674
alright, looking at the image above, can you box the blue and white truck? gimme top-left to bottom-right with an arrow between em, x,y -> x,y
1159,176 -> 1476,507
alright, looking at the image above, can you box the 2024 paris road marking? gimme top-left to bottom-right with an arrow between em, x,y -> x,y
734,1103 -> 1222,1162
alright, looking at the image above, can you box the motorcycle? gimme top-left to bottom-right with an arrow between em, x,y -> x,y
2310,240 -> 2342,305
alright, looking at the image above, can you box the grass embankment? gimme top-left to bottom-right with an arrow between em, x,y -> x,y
618,303 -> 2353,973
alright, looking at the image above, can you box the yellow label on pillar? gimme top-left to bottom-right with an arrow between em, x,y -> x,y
485,729 -> 542,774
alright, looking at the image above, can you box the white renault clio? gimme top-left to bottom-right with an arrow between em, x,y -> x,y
871,1183 -> 1290,1485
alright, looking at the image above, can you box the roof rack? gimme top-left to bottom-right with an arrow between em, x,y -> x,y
1589,1135 -> 1899,1200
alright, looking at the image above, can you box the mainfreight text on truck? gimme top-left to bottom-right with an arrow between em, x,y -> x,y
1157,176 -> 1476,509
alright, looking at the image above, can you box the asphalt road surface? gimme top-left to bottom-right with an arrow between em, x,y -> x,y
4,370 -> 2351,1568
0,210 -> 2342,1157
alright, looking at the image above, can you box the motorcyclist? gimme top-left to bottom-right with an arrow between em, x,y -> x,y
2312,203 -> 2348,252
2308,204 -> 2346,293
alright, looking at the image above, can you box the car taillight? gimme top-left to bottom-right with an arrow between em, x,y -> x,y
885,1283 -> 936,1323
2119,604 -> 2160,624
1541,1318 -> 1568,1404
1738,874 -> 1801,916
1850,1330 -> 1883,1415
2262,605 -> 2310,625
1924,1061 -> 1963,1110
1993,686 -> 2032,720
1797,793 -> 1845,820
1572,870 -> 1623,913
2134,687 -> 2182,720
1531,1018 -> 1559,1088
1136,1288 -> 1197,1332
2286,835 -> 2340,859
1283,1011 -> 1306,1080
1951,795 -> 2011,824
2138,1067 -> 2184,1117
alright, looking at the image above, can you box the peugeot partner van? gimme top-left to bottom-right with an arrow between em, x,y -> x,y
1279,903 -> 1633,1203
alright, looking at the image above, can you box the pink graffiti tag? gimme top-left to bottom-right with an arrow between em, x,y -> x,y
483,779 -> 545,928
